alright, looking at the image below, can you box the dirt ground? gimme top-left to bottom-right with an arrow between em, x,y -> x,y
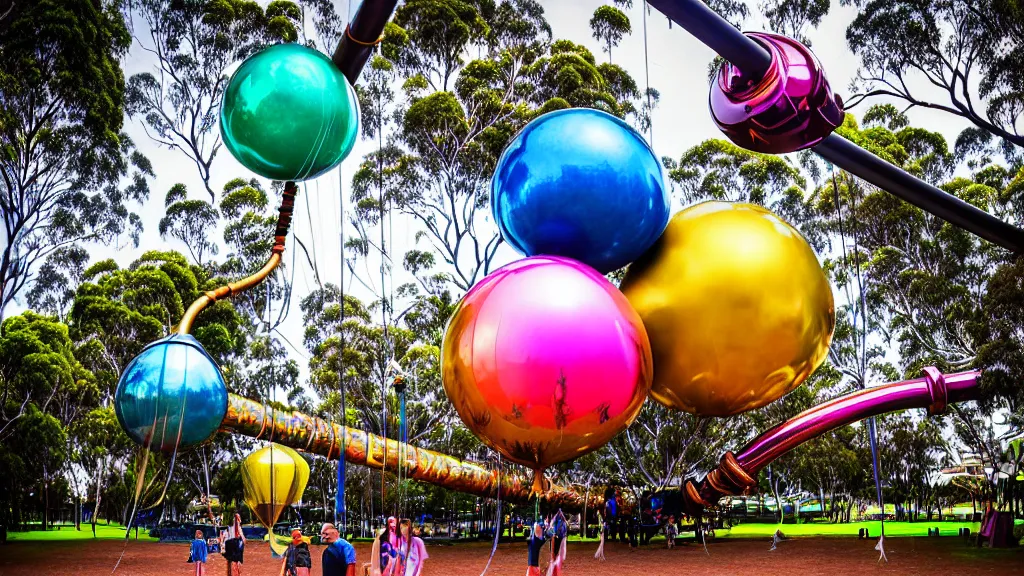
2,537 -> 1022,576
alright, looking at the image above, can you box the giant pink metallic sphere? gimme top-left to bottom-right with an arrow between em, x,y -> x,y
441,256 -> 652,478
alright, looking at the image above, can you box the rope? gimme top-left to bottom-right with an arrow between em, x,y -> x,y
266,256 -> 276,538
374,52 -> 395,523
345,24 -> 385,47
337,149 -> 349,534
478,454 -> 502,576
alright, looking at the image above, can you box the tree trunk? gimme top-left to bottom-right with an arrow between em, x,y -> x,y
768,467 -> 782,524
43,477 -> 49,531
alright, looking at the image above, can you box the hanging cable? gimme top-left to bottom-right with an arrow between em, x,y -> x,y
336,0 -> 355,536
642,0 -> 654,145
478,453 -> 502,576
373,45 -> 393,525
266,257 -> 277,545
830,166 -> 887,562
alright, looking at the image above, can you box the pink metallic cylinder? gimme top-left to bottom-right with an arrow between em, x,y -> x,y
709,32 -> 845,154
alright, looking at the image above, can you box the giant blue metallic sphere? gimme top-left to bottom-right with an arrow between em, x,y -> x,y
491,108 -> 670,274
115,334 -> 228,451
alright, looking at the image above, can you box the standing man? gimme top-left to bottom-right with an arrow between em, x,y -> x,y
320,523 -> 357,576
603,487 -> 618,543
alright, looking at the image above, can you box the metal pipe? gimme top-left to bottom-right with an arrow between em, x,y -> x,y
686,369 -> 980,510
178,182 -> 297,334
647,0 -> 1024,253
219,393 -> 603,511
331,0 -> 401,85
815,135 -> 1024,252
219,369 -> 978,515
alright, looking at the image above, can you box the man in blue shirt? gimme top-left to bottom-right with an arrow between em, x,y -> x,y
320,523 -> 356,576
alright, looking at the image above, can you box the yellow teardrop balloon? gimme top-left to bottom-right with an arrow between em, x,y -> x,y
620,201 -> 835,417
242,443 -> 310,531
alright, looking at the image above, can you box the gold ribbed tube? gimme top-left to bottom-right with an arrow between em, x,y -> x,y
220,393 -> 605,511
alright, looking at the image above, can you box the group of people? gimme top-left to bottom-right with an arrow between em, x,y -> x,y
370,516 -> 430,576
185,514 -> 368,576
596,488 -> 686,551
187,513 -> 249,576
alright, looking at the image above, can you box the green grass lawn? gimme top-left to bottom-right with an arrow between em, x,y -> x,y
716,521 -> 980,539
7,522 -> 158,542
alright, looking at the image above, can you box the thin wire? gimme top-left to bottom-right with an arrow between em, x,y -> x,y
478,454 -> 502,576
642,0 -> 653,145
375,61 -> 392,523
266,258 -> 276,540
338,160 -> 349,533
831,168 -> 886,550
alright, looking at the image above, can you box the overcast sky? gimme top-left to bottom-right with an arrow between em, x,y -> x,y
10,1 -> 976,387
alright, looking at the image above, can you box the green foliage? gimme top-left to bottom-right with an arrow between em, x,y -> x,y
846,0 -> 1024,151
667,139 -> 814,243
159,184 -> 220,265
0,0 -> 150,320
393,0 -> 491,90
0,311 -> 96,529
589,5 -> 631,62
125,0 -> 302,198
761,0 -> 830,45
300,285 -> 460,452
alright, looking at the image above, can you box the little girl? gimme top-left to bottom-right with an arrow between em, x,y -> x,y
188,529 -> 208,575
664,516 -> 678,549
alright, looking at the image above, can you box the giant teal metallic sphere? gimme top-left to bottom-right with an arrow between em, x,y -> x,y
491,108 -> 670,274
115,335 -> 228,451
220,43 -> 359,181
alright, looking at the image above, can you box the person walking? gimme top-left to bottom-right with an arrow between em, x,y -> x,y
320,523 -> 357,576
188,529 -> 208,576
221,514 -> 245,576
281,529 -> 312,576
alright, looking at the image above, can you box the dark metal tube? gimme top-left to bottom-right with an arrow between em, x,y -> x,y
815,135 -> 1024,252
331,0 -> 401,85
648,0 -> 1024,253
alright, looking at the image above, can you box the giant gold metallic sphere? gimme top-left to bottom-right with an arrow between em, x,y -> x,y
620,201 -> 834,417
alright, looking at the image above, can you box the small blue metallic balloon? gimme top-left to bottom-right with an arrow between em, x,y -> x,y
115,334 -> 228,451
491,108 -> 670,274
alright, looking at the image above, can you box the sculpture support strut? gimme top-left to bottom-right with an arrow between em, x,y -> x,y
218,369 -> 980,514
684,370 -> 980,513
178,182 -> 298,335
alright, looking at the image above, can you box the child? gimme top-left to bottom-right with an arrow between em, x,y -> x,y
282,529 -> 312,576
188,529 -> 208,576
665,516 -> 678,549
